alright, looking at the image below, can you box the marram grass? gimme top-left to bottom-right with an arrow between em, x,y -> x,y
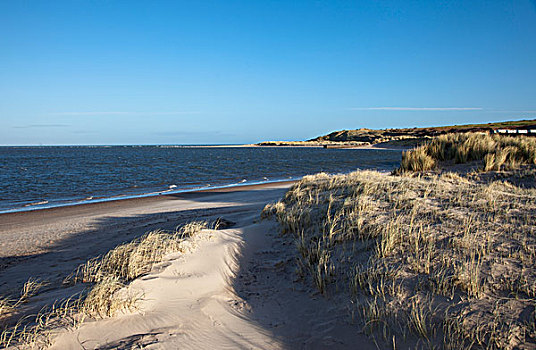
0,220 -> 211,348
263,170 -> 536,349
398,132 -> 536,173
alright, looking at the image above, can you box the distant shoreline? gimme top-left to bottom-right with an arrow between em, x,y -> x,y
253,141 -> 414,151
0,178 -> 297,216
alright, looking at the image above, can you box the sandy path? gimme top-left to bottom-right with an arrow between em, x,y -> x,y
51,220 -> 373,349
51,221 -> 282,349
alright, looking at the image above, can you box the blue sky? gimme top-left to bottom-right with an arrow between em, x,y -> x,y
1,1 -> 535,145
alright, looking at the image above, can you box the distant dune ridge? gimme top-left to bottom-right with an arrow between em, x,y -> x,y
258,119 -> 536,148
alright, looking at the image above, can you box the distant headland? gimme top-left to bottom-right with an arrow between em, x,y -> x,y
257,119 -> 536,149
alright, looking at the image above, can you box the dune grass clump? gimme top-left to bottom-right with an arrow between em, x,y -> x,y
66,222 -> 208,285
0,293 -> 86,348
263,170 -> 536,348
0,220 -> 212,348
81,276 -> 140,318
400,145 -> 436,172
0,279 -> 48,327
62,222 -> 210,321
398,133 -> 536,173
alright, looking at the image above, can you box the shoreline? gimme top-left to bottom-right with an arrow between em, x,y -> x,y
1,146 -> 402,216
0,180 -> 297,225
0,178 -> 297,216
170,143 -> 409,150
0,180 -> 294,264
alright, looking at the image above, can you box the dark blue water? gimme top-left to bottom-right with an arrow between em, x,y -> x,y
0,146 -> 401,213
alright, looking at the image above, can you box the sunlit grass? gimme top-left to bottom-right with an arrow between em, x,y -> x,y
0,220 -> 214,348
263,168 -> 536,348
398,133 -> 536,173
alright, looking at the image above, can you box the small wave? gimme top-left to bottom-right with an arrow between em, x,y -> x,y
169,184 -> 177,189
24,200 -> 48,207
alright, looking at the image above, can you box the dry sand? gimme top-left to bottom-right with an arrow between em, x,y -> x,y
0,182 -> 374,349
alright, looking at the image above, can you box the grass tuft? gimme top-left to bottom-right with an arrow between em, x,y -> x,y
0,220 -> 214,348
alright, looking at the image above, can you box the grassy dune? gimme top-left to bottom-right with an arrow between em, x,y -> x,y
263,135 -> 536,348
0,221 -> 213,348
398,133 -> 536,173
311,120 -> 536,144
258,119 -> 536,148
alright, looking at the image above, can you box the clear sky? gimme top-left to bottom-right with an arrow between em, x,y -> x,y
1,1 -> 535,145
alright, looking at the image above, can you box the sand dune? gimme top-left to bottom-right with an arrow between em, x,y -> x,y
52,222 -> 372,349
51,223 -> 281,349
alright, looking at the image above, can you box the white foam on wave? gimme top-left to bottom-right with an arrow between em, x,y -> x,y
24,200 -> 48,207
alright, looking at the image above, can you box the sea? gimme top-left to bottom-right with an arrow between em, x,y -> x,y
0,146 -> 402,213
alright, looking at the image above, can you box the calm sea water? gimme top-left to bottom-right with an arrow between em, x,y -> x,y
0,146 -> 401,213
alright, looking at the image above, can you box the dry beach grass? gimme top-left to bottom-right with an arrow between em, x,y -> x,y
263,134 -> 536,349
0,220 -> 212,348
398,133 -> 536,173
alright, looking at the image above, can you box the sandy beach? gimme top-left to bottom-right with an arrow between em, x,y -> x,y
0,181 -> 374,349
